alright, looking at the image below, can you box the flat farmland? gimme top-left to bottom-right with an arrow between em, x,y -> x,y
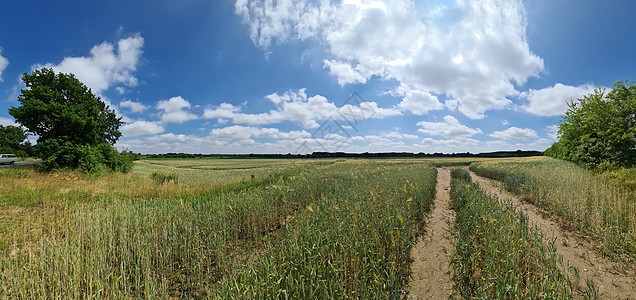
0,157 -> 633,298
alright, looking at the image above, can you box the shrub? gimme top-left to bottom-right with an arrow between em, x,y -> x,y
546,81 -> 635,168
150,172 -> 179,184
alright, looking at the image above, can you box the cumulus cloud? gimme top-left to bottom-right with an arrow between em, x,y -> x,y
0,48 -> 8,82
119,100 -> 148,113
489,126 -> 538,140
417,115 -> 482,138
157,96 -> 198,123
120,120 -> 164,137
203,89 -> 400,128
522,83 -> 595,116
397,89 -> 444,115
236,0 -> 544,119
210,125 -> 310,140
545,125 -> 559,140
34,34 -> 144,94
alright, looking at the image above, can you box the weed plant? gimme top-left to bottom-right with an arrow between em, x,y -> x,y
150,172 -> 179,184
470,157 -> 635,261
449,168 -> 578,298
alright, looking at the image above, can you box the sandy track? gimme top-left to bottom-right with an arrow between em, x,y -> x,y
468,169 -> 635,299
408,167 -> 455,299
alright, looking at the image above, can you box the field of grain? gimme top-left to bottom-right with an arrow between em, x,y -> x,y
0,157 -> 633,298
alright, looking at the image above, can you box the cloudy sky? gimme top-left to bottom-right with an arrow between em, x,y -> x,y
0,0 -> 634,154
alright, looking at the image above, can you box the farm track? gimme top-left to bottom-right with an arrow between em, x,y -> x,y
468,168 -> 636,299
409,167 -> 455,299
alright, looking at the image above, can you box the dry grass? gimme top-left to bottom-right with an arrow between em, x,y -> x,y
470,157 -> 635,262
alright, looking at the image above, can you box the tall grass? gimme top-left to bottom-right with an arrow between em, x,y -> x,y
0,162 -> 340,298
0,160 -> 328,254
449,168 -> 579,298
216,162 -> 437,298
470,157 -> 635,261
0,160 -> 437,298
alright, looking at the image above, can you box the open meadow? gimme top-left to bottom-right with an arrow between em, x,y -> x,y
0,157 -> 634,298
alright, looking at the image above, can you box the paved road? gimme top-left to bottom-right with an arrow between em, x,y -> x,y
0,161 -> 42,168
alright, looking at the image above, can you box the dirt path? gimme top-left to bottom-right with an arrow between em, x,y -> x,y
408,167 -> 455,299
468,169 -> 635,299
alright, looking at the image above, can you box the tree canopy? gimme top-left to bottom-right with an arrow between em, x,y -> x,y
0,125 -> 28,151
9,68 -> 132,172
545,81 -> 635,168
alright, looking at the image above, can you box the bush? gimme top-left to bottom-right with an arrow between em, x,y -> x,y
36,140 -> 134,174
78,145 -> 105,174
150,172 -> 179,184
546,81 -> 635,168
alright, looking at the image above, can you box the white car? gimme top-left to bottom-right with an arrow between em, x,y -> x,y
0,154 -> 19,165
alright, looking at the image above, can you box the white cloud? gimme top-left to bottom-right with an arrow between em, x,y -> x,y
323,60 -> 367,85
420,137 -> 480,148
34,34 -> 144,94
236,0 -> 544,119
545,125 -> 559,140
203,89 -> 400,128
0,48 -> 8,82
380,132 -> 419,140
484,138 -> 552,152
397,89 -> 443,115
119,100 -> 148,113
521,83 -> 595,116
157,96 -> 198,123
148,133 -> 188,142
489,126 -> 538,140
120,120 -> 164,137
0,116 -> 18,127
209,125 -> 310,140
417,115 -> 482,138
202,102 -> 242,119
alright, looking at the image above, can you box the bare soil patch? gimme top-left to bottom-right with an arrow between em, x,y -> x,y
468,168 -> 635,299
408,167 -> 455,299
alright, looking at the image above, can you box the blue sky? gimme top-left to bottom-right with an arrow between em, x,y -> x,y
0,0 -> 634,154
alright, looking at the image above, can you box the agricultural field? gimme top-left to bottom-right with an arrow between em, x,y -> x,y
0,157 -> 634,298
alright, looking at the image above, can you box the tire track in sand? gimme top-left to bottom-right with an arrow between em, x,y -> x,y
468,168 -> 635,299
408,167 -> 455,299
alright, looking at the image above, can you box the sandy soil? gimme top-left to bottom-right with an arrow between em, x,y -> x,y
468,168 -> 635,299
408,167 -> 455,299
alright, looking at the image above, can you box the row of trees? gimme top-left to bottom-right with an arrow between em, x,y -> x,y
545,81 -> 635,168
8,68 -> 134,173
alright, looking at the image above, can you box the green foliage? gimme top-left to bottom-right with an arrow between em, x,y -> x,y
546,81 -> 636,168
449,175 -> 576,299
0,125 -> 28,151
450,168 -> 471,183
9,68 -> 127,172
150,172 -> 179,184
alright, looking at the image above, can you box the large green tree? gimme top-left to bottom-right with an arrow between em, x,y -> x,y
0,124 -> 28,151
9,68 -> 132,172
545,81 -> 635,168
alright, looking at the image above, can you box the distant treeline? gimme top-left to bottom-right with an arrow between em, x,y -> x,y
140,150 -> 542,159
